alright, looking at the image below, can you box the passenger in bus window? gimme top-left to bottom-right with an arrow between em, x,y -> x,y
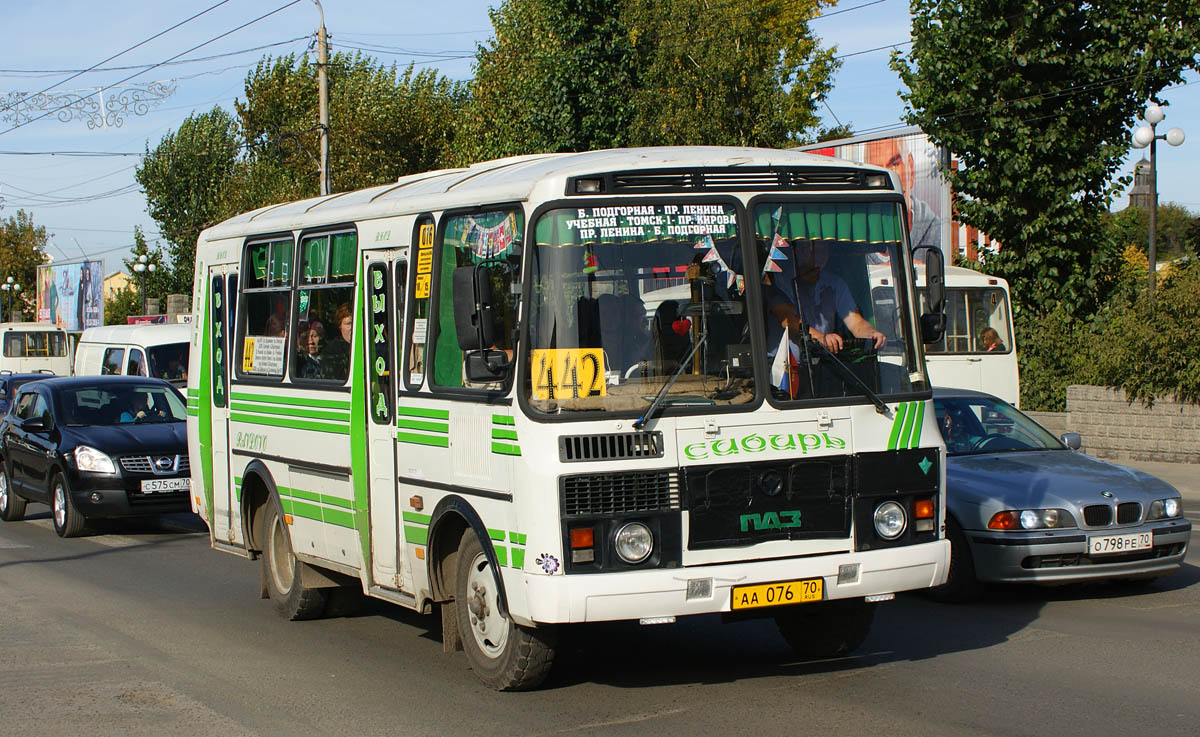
765,240 -> 886,355
320,303 -> 352,380
296,321 -> 324,378
980,327 -> 1006,352
265,314 -> 286,338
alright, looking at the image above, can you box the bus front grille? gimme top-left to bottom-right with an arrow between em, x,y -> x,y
561,470 -> 681,516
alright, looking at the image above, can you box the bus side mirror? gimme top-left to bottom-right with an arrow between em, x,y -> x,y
453,265 -> 497,351
453,265 -> 510,384
915,246 -> 945,344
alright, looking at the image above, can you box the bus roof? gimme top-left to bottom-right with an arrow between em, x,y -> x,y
77,323 -> 193,344
199,146 -> 894,242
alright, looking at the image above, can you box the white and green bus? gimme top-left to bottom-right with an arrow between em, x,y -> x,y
187,147 -> 950,690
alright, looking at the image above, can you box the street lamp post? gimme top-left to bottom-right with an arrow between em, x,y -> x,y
1131,102 -> 1186,301
1,277 -> 21,322
132,255 -> 156,316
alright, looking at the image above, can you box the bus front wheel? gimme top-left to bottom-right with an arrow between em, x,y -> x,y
454,532 -> 556,690
262,502 -> 328,620
773,598 -> 875,659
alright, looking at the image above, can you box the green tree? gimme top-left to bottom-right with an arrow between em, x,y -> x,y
0,210 -> 50,321
893,1 -> 1200,318
104,286 -> 142,326
136,108 -> 240,296
457,0 -> 837,162
230,53 -> 468,210
122,226 -> 171,316
623,0 -> 837,147
1106,201 -> 1198,262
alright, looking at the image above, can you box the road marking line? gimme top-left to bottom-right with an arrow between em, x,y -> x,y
0,537 -> 31,549
26,519 -> 141,547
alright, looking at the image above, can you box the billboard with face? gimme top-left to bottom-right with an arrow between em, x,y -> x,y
36,261 -> 104,331
803,130 -> 946,251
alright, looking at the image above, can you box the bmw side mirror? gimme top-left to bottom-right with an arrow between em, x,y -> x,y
1060,432 -> 1081,450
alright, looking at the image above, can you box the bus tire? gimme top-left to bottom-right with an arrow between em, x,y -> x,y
0,464 -> 26,522
51,473 -> 85,538
261,502 -> 328,620
773,598 -> 874,659
927,516 -> 984,604
454,532 -> 556,691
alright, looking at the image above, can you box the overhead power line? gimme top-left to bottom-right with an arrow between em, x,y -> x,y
0,36 -> 310,78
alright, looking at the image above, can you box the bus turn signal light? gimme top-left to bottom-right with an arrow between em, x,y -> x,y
914,499 -> 935,519
570,528 -> 594,549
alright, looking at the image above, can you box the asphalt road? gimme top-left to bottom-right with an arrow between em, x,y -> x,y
1,480 -> 1197,737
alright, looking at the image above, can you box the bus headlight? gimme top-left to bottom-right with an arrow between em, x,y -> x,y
614,522 -> 653,564
873,501 -> 906,540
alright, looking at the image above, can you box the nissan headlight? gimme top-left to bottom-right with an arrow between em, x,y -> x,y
74,445 -> 116,474
873,501 -> 906,539
613,522 -> 654,564
1147,498 -> 1182,520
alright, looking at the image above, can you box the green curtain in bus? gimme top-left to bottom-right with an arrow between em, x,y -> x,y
753,202 -> 902,247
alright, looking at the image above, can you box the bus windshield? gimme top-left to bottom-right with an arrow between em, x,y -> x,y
526,201 -> 754,414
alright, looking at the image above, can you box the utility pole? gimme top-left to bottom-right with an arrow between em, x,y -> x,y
314,0 -> 330,196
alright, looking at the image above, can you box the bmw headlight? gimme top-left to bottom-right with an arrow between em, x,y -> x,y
1147,498 -> 1182,520
613,522 -> 653,564
988,508 -> 1076,530
873,501 -> 906,539
74,445 -> 116,474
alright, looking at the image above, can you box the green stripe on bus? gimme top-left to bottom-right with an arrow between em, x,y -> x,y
402,511 -> 432,524
509,532 -> 526,545
899,401 -> 918,450
279,486 -> 354,510
887,402 -> 908,450
491,428 -> 518,440
321,507 -> 356,529
488,528 -> 505,541
187,409 -> 199,416
231,401 -> 351,423
230,412 -> 351,435
396,418 -> 449,434
281,498 -> 355,529
230,391 -> 351,410
396,406 -> 450,420
511,549 -> 524,569
404,525 -> 429,545
396,431 -> 449,448
491,415 -> 515,426
494,545 -> 508,567
909,401 -> 925,447
491,442 -> 521,456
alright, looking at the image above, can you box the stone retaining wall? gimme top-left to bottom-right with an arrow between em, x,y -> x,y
1025,385 -> 1200,464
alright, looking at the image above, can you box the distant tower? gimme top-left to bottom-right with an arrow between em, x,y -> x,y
1128,157 -> 1152,210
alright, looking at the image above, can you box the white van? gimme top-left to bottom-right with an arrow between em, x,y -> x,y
73,323 -> 193,386
0,322 -> 72,375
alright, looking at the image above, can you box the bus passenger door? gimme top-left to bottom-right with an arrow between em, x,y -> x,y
362,250 -> 408,591
205,266 -> 239,545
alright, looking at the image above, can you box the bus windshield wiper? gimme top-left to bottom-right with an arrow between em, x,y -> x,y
807,338 -> 890,415
633,333 -> 708,430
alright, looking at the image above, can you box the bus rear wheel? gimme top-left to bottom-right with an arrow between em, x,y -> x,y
454,532 -> 556,691
774,598 -> 875,659
262,502 -> 328,620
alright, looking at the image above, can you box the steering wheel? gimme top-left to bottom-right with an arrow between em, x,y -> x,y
971,433 -> 1009,451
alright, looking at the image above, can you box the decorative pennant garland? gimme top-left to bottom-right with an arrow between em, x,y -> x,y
463,213 -> 516,260
693,234 -> 743,294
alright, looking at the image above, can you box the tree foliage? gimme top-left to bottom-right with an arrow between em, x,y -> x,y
457,0 -> 837,162
893,1 -> 1200,317
1106,202 -> 1198,262
0,210 -> 49,320
136,108 -> 240,296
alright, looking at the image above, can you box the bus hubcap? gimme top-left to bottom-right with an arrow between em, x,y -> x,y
466,553 -> 508,658
268,515 -> 295,594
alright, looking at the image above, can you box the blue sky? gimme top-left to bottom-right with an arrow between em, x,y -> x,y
2,0 -> 1196,276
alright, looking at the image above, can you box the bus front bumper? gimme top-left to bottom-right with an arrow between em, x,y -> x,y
516,539 -> 949,625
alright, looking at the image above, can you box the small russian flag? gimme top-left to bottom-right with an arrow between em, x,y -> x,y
770,330 -> 801,398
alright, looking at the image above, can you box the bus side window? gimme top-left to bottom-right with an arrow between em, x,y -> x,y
405,217 -> 434,388
294,230 -> 356,384
239,237 -> 294,379
430,209 -> 522,390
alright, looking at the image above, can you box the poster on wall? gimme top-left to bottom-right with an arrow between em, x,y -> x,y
36,261 -> 105,331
